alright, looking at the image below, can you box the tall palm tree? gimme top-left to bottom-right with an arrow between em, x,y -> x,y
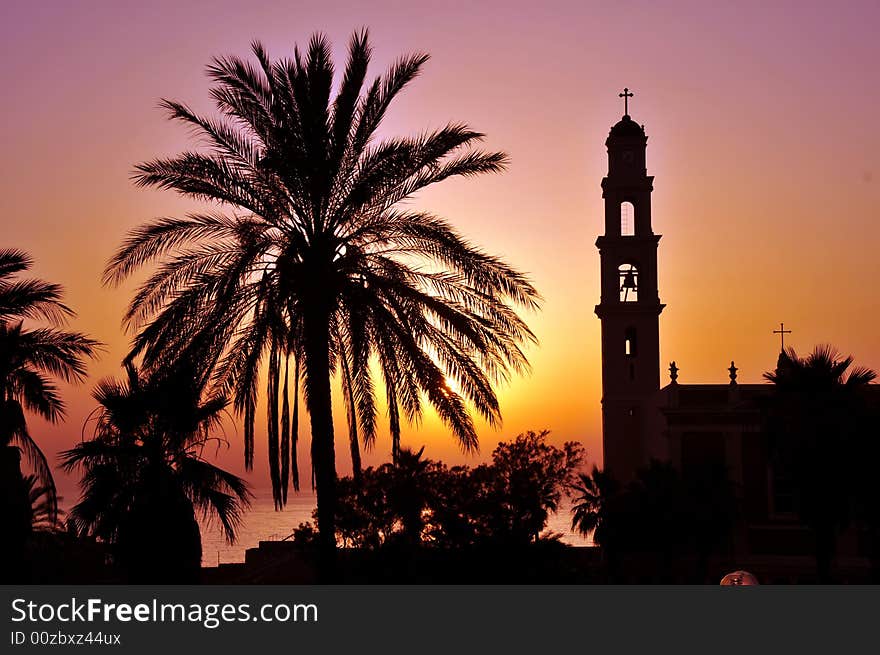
764,345 -> 876,582
0,249 -> 99,522
104,30 -> 540,559
61,361 -> 251,583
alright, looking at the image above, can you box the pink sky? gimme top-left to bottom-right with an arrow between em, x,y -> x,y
2,1 -> 879,500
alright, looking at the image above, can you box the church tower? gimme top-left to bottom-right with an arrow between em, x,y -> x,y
595,90 -> 665,482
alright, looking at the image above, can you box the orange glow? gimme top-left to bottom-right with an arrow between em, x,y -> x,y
2,1 -> 879,503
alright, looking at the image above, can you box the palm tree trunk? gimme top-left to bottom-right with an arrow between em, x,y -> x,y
303,312 -> 337,575
0,446 -> 31,582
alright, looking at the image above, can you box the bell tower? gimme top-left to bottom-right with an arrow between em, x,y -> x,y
595,91 -> 665,482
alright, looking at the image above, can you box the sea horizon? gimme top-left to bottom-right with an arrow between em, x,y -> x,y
199,489 -> 593,567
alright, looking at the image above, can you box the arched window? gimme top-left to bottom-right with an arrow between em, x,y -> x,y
618,263 -> 638,302
620,201 -> 635,236
625,327 -> 637,357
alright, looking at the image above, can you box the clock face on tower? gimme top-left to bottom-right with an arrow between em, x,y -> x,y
622,150 -> 634,165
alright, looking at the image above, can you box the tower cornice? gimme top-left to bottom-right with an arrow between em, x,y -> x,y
595,234 -> 662,250
595,302 -> 665,319
602,175 -> 654,191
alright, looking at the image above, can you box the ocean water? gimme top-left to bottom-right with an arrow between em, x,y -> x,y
199,490 -> 593,566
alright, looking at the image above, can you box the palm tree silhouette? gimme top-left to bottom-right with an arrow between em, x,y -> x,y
61,361 -> 251,583
0,249 -> 99,577
570,465 -> 618,547
104,30 -> 540,561
764,345 -> 876,583
24,474 -> 65,532
387,446 -> 432,547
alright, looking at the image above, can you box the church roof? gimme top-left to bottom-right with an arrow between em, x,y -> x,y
609,114 -> 645,138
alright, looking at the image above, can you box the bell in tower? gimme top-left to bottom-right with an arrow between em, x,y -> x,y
595,89 -> 666,482
619,264 -> 638,302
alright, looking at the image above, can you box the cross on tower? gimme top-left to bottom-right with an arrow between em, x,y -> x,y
773,322 -> 792,351
619,87 -> 633,116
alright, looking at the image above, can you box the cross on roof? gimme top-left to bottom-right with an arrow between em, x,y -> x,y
773,322 -> 792,351
619,88 -> 633,116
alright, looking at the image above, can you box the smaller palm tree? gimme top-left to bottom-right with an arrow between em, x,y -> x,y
571,465 -> 618,547
0,249 -> 99,569
387,446 -> 432,546
764,345 -> 877,582
61,361 -> 251,583
0,322 -> 99,506
24,474 -> 65,532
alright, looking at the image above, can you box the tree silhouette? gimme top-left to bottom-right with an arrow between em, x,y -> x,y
0,249 -> 100,517
61,361 -> 251,583
570,465 -> 618,547
572,460 -> 737,582
764,345 -> 876,583
386,446 -> 432,547
24,474 -> 65,532
103,30 -> 539,562
0,249 -> 99,580
301,433 -> 583,554
486,430 -> 583,544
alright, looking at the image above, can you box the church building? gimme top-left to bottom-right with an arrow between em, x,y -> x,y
594,93 -> 871,581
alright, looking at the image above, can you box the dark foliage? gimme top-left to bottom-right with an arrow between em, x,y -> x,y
763,345 -> 877,582
573,460 -> 738,582
0,249 -> 100,522
0,249 -> 98,582
61,361 -> 251,583
295,431 -> 584,550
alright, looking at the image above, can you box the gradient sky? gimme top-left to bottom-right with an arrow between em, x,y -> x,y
2,0 -> 879,500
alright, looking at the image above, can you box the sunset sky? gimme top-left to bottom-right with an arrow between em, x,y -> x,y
2,0 -> 879,500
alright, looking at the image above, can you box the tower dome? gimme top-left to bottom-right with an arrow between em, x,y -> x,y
609,114 -> 646,138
